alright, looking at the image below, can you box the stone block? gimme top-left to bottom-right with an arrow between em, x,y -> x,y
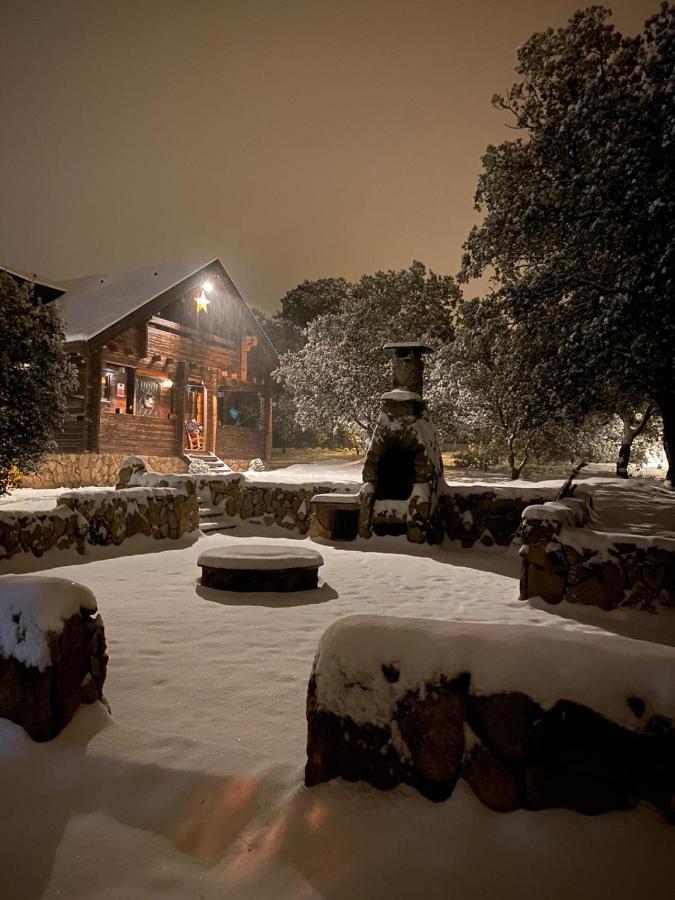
0,585 -> 108,742
462,744 -> 521,812
468,691 -> 543,763
526,565 -> 566,604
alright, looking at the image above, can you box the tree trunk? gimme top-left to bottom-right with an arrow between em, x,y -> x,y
616,442 -> 631,478
660,396 -> 675,487
507,450 -> 527,480
615,404 -> 655,478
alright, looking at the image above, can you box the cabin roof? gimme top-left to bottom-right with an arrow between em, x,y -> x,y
3,257 -> 278,359
0,266 -> 67,304
54,258 -> 217,344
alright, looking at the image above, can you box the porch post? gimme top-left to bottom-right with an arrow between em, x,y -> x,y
174,361 -> 187,455
206,369 -> 219,455
263,383 -> 273,460
83,347 -> 103,452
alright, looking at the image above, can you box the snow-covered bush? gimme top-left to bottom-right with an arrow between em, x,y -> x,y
188,458 -> 210,474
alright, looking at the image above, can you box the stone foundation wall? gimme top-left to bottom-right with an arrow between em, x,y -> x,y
306,616 -> 675,819
520,499 -> 675,612
0,486 -> 199,561
19,453 -> 188,489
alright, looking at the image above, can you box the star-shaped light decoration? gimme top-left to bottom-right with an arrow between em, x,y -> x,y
195,279 -> 214,312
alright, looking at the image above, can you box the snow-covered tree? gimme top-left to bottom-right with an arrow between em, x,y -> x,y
0,273 -> 77,495
461,5 -> 675,484
426,297 -> 557,478
426,296 -> 659,478
277,277 -> 351,329
276,262 -> 459,446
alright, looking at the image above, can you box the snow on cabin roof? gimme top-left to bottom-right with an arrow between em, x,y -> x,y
55,258 -> 217,344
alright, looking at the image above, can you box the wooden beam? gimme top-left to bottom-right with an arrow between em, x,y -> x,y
83,347 -> 103,452
173,361 -> 187,455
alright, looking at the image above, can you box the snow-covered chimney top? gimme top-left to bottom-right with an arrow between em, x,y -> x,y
383,342 -> 433,397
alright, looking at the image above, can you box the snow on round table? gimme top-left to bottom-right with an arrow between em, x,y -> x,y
197,544 -> 324,592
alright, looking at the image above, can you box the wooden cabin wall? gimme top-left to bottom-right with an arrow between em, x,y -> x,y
54,355 -> 87,453
99,415 -> 180,456
215,425 -> 267,461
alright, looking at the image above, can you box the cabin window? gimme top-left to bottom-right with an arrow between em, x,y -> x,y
135,376 -> 162,417
101,364 -> 129,414
217,390 -> 261,428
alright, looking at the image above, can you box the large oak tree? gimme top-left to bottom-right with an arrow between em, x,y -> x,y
461,4 -> 675,483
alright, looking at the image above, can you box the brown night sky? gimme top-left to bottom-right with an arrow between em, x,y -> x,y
0,0 -> 659,311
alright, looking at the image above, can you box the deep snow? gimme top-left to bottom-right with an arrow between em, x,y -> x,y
0,469 -> 674,899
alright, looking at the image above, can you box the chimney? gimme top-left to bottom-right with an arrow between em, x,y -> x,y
383,342 -> 433,397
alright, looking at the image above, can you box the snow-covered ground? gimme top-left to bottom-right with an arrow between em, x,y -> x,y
1,525 -> 674,899
1,466 -> 674,899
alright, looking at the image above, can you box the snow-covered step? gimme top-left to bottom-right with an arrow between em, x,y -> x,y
199,521 -> 236,534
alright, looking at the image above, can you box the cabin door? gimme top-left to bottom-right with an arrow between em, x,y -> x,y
185,384 -> 207,451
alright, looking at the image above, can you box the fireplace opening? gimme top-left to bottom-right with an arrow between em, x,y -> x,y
375,447 -> 416,501
332,508 -> 360,541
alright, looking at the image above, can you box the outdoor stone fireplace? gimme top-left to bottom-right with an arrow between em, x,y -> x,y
311,342 -> 446,544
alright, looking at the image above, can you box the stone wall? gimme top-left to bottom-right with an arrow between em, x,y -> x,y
310,486 -> 553,546
121,456 -> 555,544
305,616 -> 675,819
0,486 -> 199,561
201,474 -> 352,535
441,489 -> 551,547
520,499 -> 675,612
120,457 -> 360,535
19,453 -> 188,489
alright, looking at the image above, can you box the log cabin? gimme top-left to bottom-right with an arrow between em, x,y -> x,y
3,259 -> 277,486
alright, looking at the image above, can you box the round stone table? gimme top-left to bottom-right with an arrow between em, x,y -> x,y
198,544 -> 324,592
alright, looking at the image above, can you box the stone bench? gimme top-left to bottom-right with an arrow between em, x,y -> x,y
0,575 -> 108,741
310,492 -> 363,541
198,544 -> 324,592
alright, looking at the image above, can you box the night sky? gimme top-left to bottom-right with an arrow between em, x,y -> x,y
0,0 -> 659,311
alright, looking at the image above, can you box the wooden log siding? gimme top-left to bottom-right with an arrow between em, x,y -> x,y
147,322 -> 241,373
99,414 -> 180,456
55,356 -> 87,453
216,424 -> 267,461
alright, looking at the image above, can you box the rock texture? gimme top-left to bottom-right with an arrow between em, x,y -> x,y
362,394 -> 446,544
306,680 -> 675,821
0,486 -> 199,561
19,453 -> 188,489
0,606 -> 108,741
520,499 -> 675,612
305,617 -> 675,819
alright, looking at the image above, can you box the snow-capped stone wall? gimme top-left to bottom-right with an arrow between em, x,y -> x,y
203,476 -> 355,534
305,615 -> 675,818
520,499 -> 675,612
0,575 -> 108,740
121,457 -> 360,535
0,486 -> 199,561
